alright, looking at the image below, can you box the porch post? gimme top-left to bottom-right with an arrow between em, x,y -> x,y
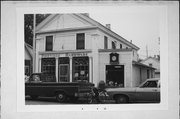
69,57 -> 73,82
55,57 -> 58,82
38,55 -> 42,73
89,56 -> 93,83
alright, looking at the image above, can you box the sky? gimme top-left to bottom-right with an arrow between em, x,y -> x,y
86,6 -> 161,59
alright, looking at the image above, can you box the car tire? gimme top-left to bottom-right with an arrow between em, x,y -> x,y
115,95 -> 128,104
56,92 -> 66,103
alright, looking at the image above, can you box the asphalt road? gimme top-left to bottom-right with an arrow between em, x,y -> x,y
25,96 -> 115,105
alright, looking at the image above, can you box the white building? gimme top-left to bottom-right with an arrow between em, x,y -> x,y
140,56 -> 160,78
34,13 -> 155,87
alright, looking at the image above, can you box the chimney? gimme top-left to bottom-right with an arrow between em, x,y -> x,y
83,13 -> 89,17
105,24 -> 111,30
130,40 -> 132,43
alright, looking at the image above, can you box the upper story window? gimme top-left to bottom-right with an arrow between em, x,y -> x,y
104,36 -> 108,49
120,44 -> 122,49
45,36 -> 53,51
112,41 -> 116,49
76,33 -> 85,50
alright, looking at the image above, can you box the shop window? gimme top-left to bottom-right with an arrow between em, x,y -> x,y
104,36 -> 108,49
41,58 -> 55,75
76,33 -> 85,50
45,36 -> 53,51
73,57 -> 89,82
112,41 -> 116,49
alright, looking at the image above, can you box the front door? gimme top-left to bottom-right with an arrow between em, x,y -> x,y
59,64 -> 69,82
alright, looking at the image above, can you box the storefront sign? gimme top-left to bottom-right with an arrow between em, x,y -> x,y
65,53 -> 88,57
41,54 -> 64,58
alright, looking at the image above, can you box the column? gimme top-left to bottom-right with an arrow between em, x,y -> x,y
89,57 -> 93,83
91,34 -> 99,87
69,57 -> 73,82
38,56 -> 42,73
55,57 -> 59,82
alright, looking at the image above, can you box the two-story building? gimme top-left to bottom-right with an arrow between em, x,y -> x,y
34,13 -> 155,87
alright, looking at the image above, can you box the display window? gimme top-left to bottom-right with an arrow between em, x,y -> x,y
72,57 -> 89,82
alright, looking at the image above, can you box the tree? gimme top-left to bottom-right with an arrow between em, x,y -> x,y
24,14 -> 50,46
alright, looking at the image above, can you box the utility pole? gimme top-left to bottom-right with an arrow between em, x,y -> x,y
146,45 -> 148,58
33,14 -> 36,73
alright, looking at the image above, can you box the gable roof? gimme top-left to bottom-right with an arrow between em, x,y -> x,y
141,56 -> 160,63
25,43 -> 33,59
36,13 -> 139,50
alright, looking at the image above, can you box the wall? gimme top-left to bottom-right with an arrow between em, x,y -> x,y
99,51 -> 133,87
132,65 -> 141,87
97,29 -> 131,49
36,29 -> 96,52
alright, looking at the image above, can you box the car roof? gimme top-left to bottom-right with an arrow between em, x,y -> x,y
146,78 -> 160,81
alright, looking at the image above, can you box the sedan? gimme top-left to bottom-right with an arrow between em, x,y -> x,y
105,78 -> 160,103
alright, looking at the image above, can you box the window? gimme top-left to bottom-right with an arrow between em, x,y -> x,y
120,44 -> 122,49
45,36 -> 53,51
41,58 -> 56,75
73,57 -> 89,82
147,70 -> 150,78
142,81 -> 157,88
76,33 -> 85,49
149,63 -> 152,67
104,36 -> 108,49
112,41 -> 116,49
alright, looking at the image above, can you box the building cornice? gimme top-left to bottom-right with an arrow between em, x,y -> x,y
36,26 -> 97,35
98,48 -> 133,53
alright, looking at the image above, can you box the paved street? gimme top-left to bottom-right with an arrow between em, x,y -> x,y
25,96 -> 115,105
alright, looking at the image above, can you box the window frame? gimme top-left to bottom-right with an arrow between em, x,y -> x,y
45,35 -> 53,51
76,33 -> 85,50
104,36 -> 108,49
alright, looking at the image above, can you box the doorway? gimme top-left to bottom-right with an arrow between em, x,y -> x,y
106,65 -> 124,87
59,64 -> 69,82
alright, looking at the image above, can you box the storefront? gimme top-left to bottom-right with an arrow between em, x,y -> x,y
39,51 -> 92,83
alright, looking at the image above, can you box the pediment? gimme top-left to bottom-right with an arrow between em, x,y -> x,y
38,14 -> 94,32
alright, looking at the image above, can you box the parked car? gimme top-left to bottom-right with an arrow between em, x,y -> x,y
105,78 -> 160,103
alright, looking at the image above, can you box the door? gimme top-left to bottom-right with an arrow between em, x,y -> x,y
59,64 -> 69,82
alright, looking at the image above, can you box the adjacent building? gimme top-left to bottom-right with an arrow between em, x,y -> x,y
25,43 -> 33,76
34,13 -> 155,87
140,56 -> 160,78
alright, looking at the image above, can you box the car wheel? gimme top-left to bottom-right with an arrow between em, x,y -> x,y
115,95 -> 128,104
30,95 -> 38,100
56,92 -> 66,103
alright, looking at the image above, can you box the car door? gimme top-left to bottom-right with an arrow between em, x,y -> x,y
135,80 -> 159,102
